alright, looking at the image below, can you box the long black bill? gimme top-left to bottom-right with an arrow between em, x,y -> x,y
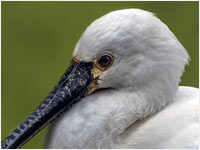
2,60 -> 93,149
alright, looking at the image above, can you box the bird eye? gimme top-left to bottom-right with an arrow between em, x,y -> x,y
96,53 -> 114,69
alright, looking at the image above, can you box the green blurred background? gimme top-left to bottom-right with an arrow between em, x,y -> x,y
2,1 -> 199,149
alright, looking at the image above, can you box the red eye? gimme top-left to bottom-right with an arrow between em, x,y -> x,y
97,54 -> 114,68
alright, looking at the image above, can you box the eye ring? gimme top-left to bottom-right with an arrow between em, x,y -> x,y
95,53 -> 114,69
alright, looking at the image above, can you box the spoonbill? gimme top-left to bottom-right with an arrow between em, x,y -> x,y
2,9 -> 199,149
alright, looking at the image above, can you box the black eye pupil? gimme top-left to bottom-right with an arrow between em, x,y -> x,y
98,55 -> 111,66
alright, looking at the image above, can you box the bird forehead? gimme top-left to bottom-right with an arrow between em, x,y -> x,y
86,9 -> 156,32
73,9 -> 164,62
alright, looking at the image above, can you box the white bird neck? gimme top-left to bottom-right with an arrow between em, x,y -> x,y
46,84 -> 175,148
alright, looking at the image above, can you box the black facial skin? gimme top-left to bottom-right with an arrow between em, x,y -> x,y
1,60 -> 93,149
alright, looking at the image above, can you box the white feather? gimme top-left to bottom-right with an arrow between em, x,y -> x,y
45,9 -> 199,148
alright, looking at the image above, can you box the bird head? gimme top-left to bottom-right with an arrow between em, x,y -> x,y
2,9 -> 189,149
74,9 -> 189,92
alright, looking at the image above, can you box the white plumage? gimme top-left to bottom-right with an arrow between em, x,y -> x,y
45,9 -> 199,148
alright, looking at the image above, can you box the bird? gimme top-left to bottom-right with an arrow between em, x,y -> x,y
2,9 -> 199,149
